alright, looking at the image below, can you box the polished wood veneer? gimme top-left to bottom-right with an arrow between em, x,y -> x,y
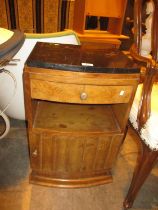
24,43 -> 140,188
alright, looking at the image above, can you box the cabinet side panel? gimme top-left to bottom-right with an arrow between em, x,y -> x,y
103,134 -> 124,169
112,103 -> 129,131
112,84 -> 138,131
23,72 -> 37,128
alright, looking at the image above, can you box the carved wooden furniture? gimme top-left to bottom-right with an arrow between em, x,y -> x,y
123,0 -> 158,209
23,42 -> 140,188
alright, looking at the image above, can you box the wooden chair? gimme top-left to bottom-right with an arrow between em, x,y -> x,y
123,0 -> 158,209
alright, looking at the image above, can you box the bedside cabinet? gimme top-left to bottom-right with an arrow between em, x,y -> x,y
23,42 -> 140,188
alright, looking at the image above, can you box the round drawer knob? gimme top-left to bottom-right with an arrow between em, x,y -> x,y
80,92 -> 88,100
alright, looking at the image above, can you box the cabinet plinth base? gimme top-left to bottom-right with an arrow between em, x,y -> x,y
29,172 -> 113,188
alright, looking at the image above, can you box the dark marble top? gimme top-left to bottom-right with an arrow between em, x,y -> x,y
26,42 -> 140,74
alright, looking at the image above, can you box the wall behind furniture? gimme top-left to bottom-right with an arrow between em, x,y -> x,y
0,0 -> 74,33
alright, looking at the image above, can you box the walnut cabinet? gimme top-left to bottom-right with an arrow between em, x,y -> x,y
23,42 -> 140,188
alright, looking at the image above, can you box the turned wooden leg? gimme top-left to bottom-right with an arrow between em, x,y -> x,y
123,140 -> 158,209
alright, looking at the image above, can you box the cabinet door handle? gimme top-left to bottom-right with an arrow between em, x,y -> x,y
80,92 -> 88,100
32,149 -> 38,157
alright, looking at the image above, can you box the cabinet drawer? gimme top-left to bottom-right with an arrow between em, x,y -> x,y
31,79 -> 133,104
